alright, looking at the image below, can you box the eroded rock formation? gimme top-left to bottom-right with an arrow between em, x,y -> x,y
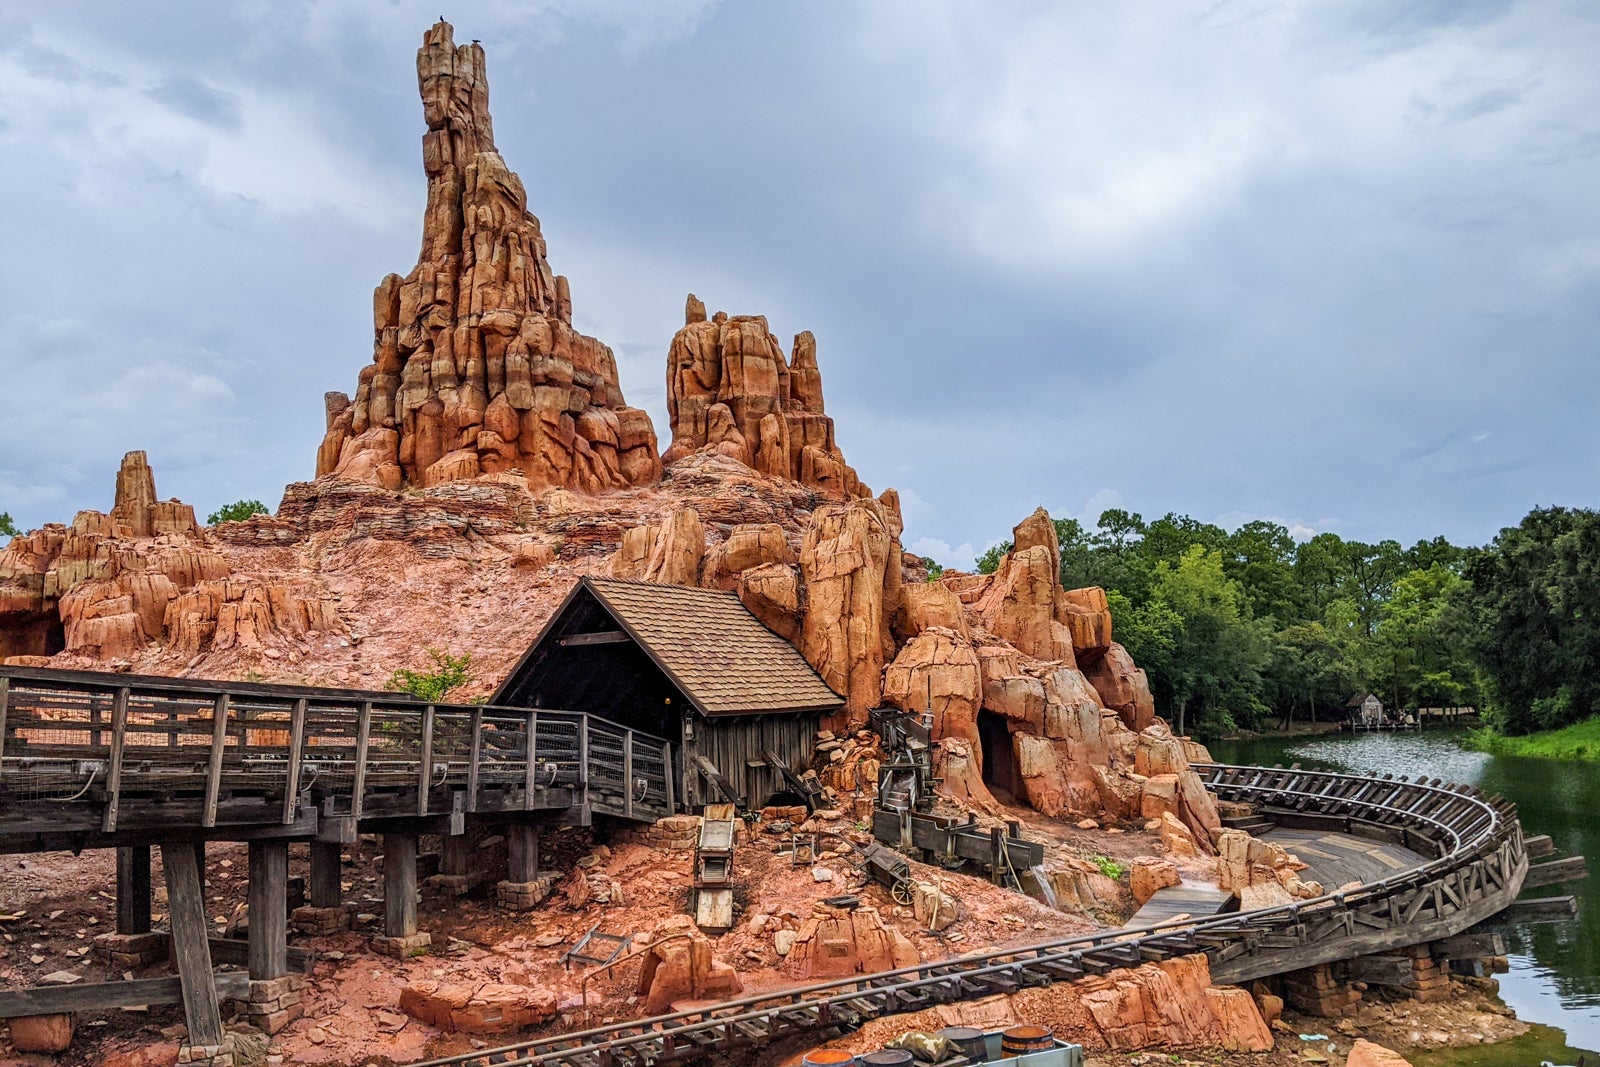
663,299 -> 865,499
316,21 -> 660,495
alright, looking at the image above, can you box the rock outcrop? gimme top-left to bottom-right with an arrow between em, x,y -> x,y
316,21 -> 660,495
663,300 -> 864,499
799,496 -> 900,728
635,918 -> 744,1014
784,904 -> 919,979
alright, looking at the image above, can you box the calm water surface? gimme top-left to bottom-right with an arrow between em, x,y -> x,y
1209,729 -> 1600,1057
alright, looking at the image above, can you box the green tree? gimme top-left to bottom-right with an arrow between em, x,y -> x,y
975,541 -> 1012,575
386,649 -> 475,702
1462,507 -> 1600,733
0,512 -> 17,538
208,499 -> 269,525
1148,545 -> 1269,736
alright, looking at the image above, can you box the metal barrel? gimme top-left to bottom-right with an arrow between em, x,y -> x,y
801,1051 -> 859,1067
939,1026 -> 988,1060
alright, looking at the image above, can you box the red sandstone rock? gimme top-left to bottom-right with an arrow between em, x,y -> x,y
737,563 -> 803,643
1058,586 -> 1114,663
800,498 -> 896,728
1346,1039 -> 1415,1067
636,919 -> 744,1014
884,627 -> 983,755
398,979 -> 558,1034
663,306 -> 864,499
7,1012 -> 75,1052
973,544 -> 1074,664
701,523 -> 794,590
1129,857 -> 1181,905
317,22 -> 659,496
1084,642 -> 1156,731
895,579 -> 969,641
784,906 -> 918,979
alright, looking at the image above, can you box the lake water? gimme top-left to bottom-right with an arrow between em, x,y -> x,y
1209,729 -> 1600,1057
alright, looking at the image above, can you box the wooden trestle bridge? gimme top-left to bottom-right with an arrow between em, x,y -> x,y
0,664 -> 1584,1066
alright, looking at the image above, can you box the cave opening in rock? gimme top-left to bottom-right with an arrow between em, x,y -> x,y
977,710 -> 1020,803
0,611 -> 65,660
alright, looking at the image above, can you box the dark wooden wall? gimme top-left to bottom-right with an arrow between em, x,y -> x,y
689,713 -> 817,810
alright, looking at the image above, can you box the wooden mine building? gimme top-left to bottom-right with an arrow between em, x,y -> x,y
492,576 -> 842,810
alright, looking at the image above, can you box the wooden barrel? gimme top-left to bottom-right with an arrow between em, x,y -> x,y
939,1027 -> 988,1060
860,1052 -> 915,1067
1000,1025 -> 1054,1056
801,1051 -> 858,1067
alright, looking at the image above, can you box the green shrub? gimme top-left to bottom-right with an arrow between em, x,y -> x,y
925,560 -> 945,581
975,541 -> 1012,575
1092,855 -> 1124,880
208,499 -> 269,525
0,512 -> 17,537
386,650 -> 474,702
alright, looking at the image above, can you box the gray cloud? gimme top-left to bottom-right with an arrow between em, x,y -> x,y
2,1 -> 1598,566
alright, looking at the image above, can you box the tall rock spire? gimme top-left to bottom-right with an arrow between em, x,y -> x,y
317,21 -> 660,493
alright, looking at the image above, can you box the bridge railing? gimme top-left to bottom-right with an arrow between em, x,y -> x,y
0,665 -> 673,833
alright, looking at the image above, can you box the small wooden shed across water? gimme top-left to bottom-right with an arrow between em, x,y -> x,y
491,576 -> 843,811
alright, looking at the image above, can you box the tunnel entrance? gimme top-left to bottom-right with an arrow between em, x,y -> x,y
977,709 -> 1021,803
0,610 -> 65,660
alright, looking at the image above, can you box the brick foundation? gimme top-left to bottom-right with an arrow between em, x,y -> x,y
233,975 -> 306,1034
178,1036 -> 236,1066
612,815 -> 702,851
372,932 -> 432,958
289,904 -> 352,936
425,872 -> 489,897
1282,963 -> 1362,1017
495,872 -> 562,911
93,931 -> 168,969
1402,945 -> 1452,1002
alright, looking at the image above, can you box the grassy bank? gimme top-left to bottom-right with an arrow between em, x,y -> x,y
1465,715 -> 1600,761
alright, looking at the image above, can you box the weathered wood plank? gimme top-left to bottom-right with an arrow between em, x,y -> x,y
102,686 -> 131,832
417,704 -> 435,817
351,701 -> 372,822
0,971 -> 249,1019
1432,932 -> 1506,958
1524,856 -> 1587,889
558,630 -> 631,646
383,832 -> 418,938
282,698 -> 307,825
247,839 -> 289,979
310,840 -> 342,908
117,844 -> 152,935
0,676 -> 9,784
161,840 -> 225,1046
202,694 -> 229,828
1348,954 -> 1414,985
466,706 -> 483,813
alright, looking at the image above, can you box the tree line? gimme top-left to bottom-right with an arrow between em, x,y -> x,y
974,505 -> 1599,740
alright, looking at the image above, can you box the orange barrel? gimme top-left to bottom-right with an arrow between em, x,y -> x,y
802,1052 -> 859,1067
860,1052 -> 915,1067
1000,1025 -> 1054,1057
939,1027 -> 988,1060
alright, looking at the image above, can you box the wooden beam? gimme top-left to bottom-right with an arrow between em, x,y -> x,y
663,740 -> 676,814
0,676 -> 9,785
523,711 -> 538,811
1432,932 -> 1506,959
202,937 -> 313,974
623,729 -> 634,821
309,841 -> 342,909
1525,834 -> 1555,860
1347,954 -> 1414,986
466,706 -> 483,814
160,841 -> 225,1047
508,822 -> 539,883
117,844 -> 152,936
1477,896 -> 1579,928
202,694 -> 229,828
558,630 -> 631,647
417,704 -> 435,816
383,833 -> 418,938
0,972 -> 249,1019
102,686 -> 130,832
282,698 -> 307,825
351,701 -> 372,822
1524,856 -> 1587,889
247,840 -> 288,980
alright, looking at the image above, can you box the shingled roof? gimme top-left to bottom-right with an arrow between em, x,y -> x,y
497,576 -> 842,717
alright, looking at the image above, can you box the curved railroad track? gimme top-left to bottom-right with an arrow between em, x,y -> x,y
407,762 -> 1533,1067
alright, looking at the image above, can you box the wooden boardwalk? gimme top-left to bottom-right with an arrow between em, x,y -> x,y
1261,826 -> 1426,888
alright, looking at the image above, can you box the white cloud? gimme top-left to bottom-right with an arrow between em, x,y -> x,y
908,537 -> 977,570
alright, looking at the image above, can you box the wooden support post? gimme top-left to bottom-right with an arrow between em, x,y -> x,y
0,676 -> 9,785
990,827 -> 1005,886
160,841 -> 225,1047
418,705 -> 435,816
663,741 -> 676,813
247,840 -> 288,980
442,830 -> 471,877
117,845 -> 152,935
623,729 -> 635,820
577,714 -> 591,820
283,698 -> 307,825
202,694 -> 229,828
508,823 -> 540,883
383,833 -> 419,938
103,686 -> 130,832
523,711 -> 538,811
352,701 -> 372,822
466,706 -> 483,813
309,841 -> 343,909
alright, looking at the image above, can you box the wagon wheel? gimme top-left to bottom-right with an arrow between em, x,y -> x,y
891,878 -> 915,906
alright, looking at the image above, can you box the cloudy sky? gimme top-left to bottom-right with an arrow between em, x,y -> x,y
2,1 -> 1597,566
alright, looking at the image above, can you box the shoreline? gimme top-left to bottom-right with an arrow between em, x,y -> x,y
1462,716 -> 1600,762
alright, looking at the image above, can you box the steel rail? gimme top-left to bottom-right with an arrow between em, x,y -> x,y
404,763 -> 1525,1067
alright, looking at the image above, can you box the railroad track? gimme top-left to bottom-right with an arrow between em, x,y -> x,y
408,762 -> 1546,1067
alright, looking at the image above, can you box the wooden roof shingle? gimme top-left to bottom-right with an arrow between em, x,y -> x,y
580,577 -> 842,717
